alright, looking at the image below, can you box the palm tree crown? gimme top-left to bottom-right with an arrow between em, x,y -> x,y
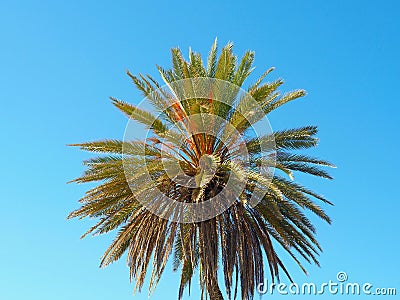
69,40 -> 334,300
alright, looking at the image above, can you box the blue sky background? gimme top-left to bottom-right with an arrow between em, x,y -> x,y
1,1 -> 399,299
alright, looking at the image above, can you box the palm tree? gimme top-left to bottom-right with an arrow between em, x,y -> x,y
68,40 -> 334,300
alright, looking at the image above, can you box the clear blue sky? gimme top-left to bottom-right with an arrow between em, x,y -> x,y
1,1 -> 399,299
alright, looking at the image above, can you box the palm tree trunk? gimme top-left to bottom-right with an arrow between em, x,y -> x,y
208,276 -> 224,300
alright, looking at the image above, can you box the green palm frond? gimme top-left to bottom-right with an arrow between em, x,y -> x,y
215,42 -> 236,81
207,38 -> 218,77
110,97 -> 168,134
274,126 -> 319,149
